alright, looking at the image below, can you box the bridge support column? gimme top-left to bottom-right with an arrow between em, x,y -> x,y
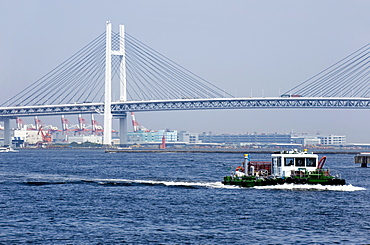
112,113 -> 127,146
3,118 -> 11,146
118,24 -> 127,102
118,114 -> 127,146
103,21 -> 126,146
117,24 -> 127,147
103,21 -> 113,146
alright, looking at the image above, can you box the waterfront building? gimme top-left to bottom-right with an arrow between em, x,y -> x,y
291,136 -> 321,146
12,129 -> 43,145
127,130 -> 178,144
178,131 -> 199,144
125,130 -> 199,145
292,134 -> 346,146
3,128 -> 346,148
199,132 -> 292,145
199,132 -> 346,146
317,135 -> 346,145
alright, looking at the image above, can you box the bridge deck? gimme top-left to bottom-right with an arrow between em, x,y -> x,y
1,97 -> 369,118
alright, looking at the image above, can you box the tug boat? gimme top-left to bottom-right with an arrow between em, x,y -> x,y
222,149 -> 345,187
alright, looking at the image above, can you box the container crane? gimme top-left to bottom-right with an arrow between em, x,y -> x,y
34,116 -> 43,130
37,126 -> 52,143
91,114 -> 104,135
131,112 -> 150,132
61,115 -> 79,135
34,116 -> 60,133
16,117 -> 24,130
78,114 -> 91,135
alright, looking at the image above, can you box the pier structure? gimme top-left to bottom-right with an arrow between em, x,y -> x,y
355,153 -> 370,167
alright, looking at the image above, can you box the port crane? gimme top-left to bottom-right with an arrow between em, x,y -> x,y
91,114 -> 104,135
16,117 -> 36,130
131,112 -> 151,132
37,126 -> 52,143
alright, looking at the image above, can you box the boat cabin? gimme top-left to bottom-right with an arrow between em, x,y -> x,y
271,150 -> 318,177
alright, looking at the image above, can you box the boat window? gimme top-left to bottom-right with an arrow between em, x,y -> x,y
306,158 -> 316,167
284,158 -> 294,166
277,157 -> 281,167
295,158 -> 305,167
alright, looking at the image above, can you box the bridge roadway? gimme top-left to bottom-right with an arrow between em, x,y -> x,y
0,97 -> 370,118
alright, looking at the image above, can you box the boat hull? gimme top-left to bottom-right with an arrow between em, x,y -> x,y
222,151 -> 346,188
222,174 -> 346,188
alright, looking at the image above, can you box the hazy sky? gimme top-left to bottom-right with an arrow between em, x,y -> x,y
1,0 -> 370,143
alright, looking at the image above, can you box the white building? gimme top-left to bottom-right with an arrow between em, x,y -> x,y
291,136 -> 321,146
178,131 -> 199,144
317,135 -> 346,145
291,134 -> 346,146
127,130 -> 178,144
13,129 -> 43,145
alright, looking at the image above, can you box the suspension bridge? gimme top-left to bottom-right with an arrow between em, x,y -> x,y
1,21 -> 370,146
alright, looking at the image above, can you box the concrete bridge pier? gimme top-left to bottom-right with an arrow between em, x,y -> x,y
355,154 -> 370,167
114,113 -> 127,146
1,118 -> 11,146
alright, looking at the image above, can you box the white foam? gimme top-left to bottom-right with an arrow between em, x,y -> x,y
253,183 -> 366,191
90,178 -> 366,191
162,181 -> 240,189
92,178 -> 239,189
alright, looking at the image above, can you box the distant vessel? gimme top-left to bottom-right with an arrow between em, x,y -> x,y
222,149 -> 345,187
0,146 -> 18,153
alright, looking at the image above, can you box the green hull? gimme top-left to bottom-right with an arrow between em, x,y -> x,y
222,169 -> 345,188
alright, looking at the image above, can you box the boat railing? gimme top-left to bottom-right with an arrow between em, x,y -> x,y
249,161 -> 271,175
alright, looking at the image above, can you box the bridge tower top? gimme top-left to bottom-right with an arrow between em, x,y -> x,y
104,21 -> 126,145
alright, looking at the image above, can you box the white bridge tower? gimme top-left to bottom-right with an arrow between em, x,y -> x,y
103,21 -> 127,146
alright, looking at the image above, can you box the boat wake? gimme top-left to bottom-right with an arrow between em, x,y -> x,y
90,178 -> 235,189
24,177 -> 365,191
23,176 -> 229,189
253,183 -> 366,192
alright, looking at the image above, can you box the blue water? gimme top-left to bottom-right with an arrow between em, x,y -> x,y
0,150 -> 369,244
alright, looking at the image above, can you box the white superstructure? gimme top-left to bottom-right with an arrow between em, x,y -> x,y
271,150 -> 319,177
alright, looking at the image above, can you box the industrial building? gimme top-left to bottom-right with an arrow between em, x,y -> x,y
291,135 -> 321,146
178,131 -> 199,144
126,130 -> 199,145
0,112 -> 347,147
198,133 -> 292,145
317,135 -> 346,145
198,132 -> 346,146
127,130 -> 178,144
13,129 -> 43,145
0,127 -> 348,147
126,113 -> 197,145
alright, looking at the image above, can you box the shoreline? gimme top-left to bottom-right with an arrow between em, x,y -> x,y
12,147 -> 369,154
105,148 -> 365,154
